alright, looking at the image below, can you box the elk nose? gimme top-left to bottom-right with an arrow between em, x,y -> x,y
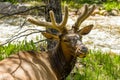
81,46 -> 88,53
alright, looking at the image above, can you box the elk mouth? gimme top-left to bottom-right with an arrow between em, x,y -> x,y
75,47 -> 88,58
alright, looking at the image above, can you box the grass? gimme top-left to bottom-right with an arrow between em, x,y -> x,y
0,41 -> 120,80
0,40 -> 36,60
66,50 -> 120,80
62,1 -> 120,12
103,2 -> 120,11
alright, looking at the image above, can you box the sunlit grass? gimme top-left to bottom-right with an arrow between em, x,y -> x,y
103,2 -> 120,11
0,40 -> 36,60
66,50 -> 120,80
62,0 -> 120,12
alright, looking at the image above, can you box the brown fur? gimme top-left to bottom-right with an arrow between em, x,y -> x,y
0,51 -> 58,80
0,5 -> 95,80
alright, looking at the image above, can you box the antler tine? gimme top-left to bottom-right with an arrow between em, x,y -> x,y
49,11 -> 62,32
73,4 -> 95,32
28,6 -> 69,32
73,4 -> 88,30
49,11 -> 58,28
27,16 -> 60,31
49,6 -> 68,32
58,6 -> 68,28
81,4 -> 95,23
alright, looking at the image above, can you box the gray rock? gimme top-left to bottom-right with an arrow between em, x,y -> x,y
0,2 -> 28,15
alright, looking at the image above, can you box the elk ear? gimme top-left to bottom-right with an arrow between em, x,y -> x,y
78,24 -> 93,35
42,32 -> 59,40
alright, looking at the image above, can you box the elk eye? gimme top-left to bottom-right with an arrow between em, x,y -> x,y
63,39 -> 69,42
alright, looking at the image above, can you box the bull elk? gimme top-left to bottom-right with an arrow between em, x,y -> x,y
0,4 -> 95,80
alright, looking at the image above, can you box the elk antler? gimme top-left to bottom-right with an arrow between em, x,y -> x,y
72,4 -> 96,32
27,16 -> 61,31
49,6 -> 68,30
27,6 -> 68,33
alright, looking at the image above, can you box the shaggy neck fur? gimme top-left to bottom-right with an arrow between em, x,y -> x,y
48,42 -> 77,80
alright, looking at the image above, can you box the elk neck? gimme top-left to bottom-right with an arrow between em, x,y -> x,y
48,41 -> 77,80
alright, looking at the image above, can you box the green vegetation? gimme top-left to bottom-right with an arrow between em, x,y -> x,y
0,40 -> 36,60
103,2 -> 120,11
62,0 -> 120,11
67,50 -> 120,80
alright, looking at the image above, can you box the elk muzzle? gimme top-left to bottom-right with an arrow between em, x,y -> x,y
75,42 -> 88,58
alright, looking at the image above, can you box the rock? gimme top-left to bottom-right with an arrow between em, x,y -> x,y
0,2 -> 11,9
92,8 -> 109,16
0,2 -> 12,13
0,2 -> 29,15
110,9 -> 119,16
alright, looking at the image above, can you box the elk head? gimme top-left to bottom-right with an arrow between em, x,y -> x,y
27,4 -> 95,58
